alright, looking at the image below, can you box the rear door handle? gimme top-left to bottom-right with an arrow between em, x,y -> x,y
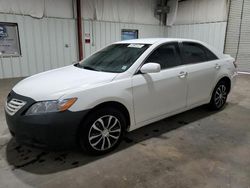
215,63 -> 221,69
178,71 -> 188,78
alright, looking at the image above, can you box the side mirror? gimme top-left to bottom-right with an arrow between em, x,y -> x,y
140,63 -> 161,74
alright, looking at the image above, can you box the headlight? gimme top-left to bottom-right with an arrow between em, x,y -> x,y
26,98 -> 77,115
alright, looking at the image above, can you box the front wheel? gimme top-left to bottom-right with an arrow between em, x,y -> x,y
209,81 -> 229,110
79,108 -> 126,155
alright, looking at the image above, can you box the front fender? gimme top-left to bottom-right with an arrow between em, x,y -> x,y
62,78 -> 135,128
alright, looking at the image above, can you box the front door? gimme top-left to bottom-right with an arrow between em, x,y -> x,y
132,42 -> 188,124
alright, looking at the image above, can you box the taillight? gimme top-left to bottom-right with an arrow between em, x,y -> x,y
233,61 -> 237,68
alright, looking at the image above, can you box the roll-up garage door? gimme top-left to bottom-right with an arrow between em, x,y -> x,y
225,0 -> 250,72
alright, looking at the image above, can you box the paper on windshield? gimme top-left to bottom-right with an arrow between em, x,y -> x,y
127,44 -> 144,48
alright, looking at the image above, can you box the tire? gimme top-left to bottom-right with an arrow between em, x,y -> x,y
209,80 -> 229,110
79,107 -> 126,155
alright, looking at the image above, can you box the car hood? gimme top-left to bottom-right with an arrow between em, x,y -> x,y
13,65 -> 118,101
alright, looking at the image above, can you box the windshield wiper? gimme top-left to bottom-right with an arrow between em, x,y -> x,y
82,66 -> 99,71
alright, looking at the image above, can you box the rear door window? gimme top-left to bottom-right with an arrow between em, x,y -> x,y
182,42 -> 218,64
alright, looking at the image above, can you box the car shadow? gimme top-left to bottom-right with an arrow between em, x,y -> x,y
6,104 -> 223,174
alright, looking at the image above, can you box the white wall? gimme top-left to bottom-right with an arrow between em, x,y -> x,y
0,0 -> 74,19
167,22 -> 227,53
82,19 -> 167,58
0,0 -> 160,24
166,0 -> 228,53
0,0 -> 230,79
0,13 -> 77,79
81,0 -> 159,24
0,0 -> 166,78
175,0 -> 228,25
0,14 -> 167,79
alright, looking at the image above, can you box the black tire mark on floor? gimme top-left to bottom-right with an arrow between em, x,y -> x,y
153,129 -> 159,132
124,137 -> 134,143
14,151 -> 49,169
178,120 -> 189,125
71,161 -> 79,166
38,159 -> 45,163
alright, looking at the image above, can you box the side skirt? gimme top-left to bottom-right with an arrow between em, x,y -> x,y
128,99 -> 210,132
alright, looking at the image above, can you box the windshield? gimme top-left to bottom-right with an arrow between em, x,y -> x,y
75,43 -> 150,73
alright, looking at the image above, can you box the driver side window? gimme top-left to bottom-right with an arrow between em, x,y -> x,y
145,42 -> 182,70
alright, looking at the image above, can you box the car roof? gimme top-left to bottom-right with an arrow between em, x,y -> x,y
115,38 -> 202,44
114,38 -> 223,59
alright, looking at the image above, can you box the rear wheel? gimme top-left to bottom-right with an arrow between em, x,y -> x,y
209,81 -> 229,110
79,108 -> 125,155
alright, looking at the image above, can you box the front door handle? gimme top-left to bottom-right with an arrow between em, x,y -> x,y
215,63 -> 221,70
178,71 -> 188,79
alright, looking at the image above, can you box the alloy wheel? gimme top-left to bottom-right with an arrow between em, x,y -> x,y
88,115 -> 121,151
214,84 -> 227,108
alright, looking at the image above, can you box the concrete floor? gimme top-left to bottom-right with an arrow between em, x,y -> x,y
0,75 -> 250,188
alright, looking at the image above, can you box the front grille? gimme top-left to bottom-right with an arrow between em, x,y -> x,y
7,92 -> 11,102
5,98 -> 26,116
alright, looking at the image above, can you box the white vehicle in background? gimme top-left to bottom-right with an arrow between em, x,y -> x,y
5,38 -> 237,155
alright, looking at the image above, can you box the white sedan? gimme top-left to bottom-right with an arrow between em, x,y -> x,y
5,38 -> 237,155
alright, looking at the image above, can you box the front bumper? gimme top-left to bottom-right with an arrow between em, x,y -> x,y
5,91 -> 89,149
231,71 -> 238,90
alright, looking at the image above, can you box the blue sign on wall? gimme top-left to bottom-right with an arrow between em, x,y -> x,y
0,25 -> 8,39
121,29 -> 138,41
0,22 -> 21,56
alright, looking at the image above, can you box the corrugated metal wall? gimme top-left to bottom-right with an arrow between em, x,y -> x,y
0,14 -> 167,79
1,5 -> 231,78
224,0 -> 243,59
225,0 -> 250,72
238,0 -> 250,72
82,19 -> 167,58
175,0 -> 228,25
0,13 -> 77,79
167,22 -> 227,53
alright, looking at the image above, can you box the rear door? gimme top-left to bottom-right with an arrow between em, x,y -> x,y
180,42 -> 219,106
